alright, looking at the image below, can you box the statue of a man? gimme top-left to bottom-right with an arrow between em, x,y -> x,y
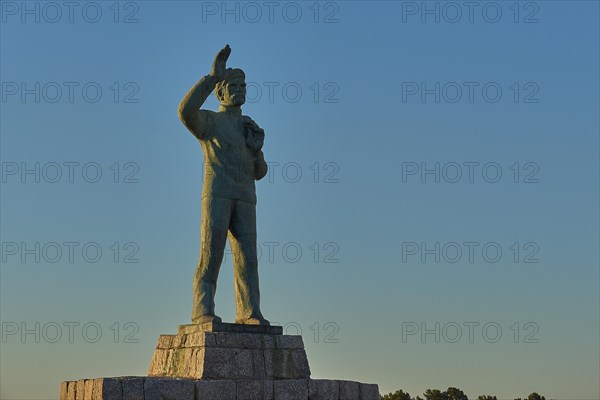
178,45 -> 269,326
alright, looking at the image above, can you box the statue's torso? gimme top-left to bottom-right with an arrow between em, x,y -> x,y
199,111 -> 256,204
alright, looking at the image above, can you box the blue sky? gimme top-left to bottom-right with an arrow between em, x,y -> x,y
1,1 -> 599,399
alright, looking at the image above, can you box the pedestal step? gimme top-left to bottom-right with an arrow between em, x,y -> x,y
148,331 -> 310,380
179,322 -> 283,335
59,377 -> 380,400
60,324 -> 379,399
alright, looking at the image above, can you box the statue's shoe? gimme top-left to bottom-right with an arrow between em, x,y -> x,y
236,316 -> 270,326
192,314 -> 222,324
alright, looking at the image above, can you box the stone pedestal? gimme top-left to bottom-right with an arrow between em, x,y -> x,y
60,323 -> 379,400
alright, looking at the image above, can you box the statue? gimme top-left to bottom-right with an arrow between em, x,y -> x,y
177,45 -> 269,326
60,45 -> 380,400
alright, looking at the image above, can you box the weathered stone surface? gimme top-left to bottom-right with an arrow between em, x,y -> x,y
205,347 -> 255,379
150,330 -> 310,380
64,327 -> 378,398
273,379 -> 309,400
84,379 -> 94,400
88,378 -> 123,400
190,348 -> 203,377
67,381 -> 76,400
144,377 -> 195,400
60,381 -> 68,400
251,349 -> 267,380
76,380 -> 86,400
291,350 -> 311,378
92,378 -> 122,400
185,332 -> 218,347
276,335 -> 304,350
61,377 -> 379,400
196,380 -> 236,400
157,335 -> 174,349
260,334 -> 276,349
216,332 -> 262,348
122,377 -> 144,400
148,348 -> 170,376
237,379 -> 263,399
360,383 -> 380,400
338,380 -> 359,400
263,347 -> 311,380
103,379 -> 123,400
167,348 -> 195,377
308,379 -> 339,400
158,331 -> 276,349
179,322 -> 283,335
264,349 -> 292,379
92,380 -> 102,400
263,379 -> 274,400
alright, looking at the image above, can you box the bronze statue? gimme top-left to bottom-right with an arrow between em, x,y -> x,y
178,45 -> 269,326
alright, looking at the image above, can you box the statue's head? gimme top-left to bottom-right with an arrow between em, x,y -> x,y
215,68 -> 246,107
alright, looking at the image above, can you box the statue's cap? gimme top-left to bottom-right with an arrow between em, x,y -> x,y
222,68 -> 245,82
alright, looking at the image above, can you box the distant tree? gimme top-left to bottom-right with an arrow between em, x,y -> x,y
514,394 -> 547,400
381,388 -> 546,400
446,387 -> 468,400
424,389 -> 450,400
381,390 -> 413,400
527,393 -> 545,400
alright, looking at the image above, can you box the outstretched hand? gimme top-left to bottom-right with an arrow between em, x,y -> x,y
210,44 -> 231,82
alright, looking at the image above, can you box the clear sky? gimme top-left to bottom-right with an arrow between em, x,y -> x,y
1,1 -> 598,399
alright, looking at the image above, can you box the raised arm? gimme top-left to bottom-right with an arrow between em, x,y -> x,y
177,75 -> 217,139
177,45 -> 231,139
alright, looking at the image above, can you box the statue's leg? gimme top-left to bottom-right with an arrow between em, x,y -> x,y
192,196 -> 232,323
228,199 -> 268,325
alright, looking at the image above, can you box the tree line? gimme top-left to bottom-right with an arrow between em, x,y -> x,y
381,387 -> 551,400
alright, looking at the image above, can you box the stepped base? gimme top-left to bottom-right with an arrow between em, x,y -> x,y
148,329 -> 309,380
61,324 -> 379,399
60,377 -> 379,400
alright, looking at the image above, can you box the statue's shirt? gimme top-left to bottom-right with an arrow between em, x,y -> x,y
196,110 -> 257,204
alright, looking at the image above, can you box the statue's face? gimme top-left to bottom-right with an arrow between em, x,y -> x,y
220,77 -> 246,106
